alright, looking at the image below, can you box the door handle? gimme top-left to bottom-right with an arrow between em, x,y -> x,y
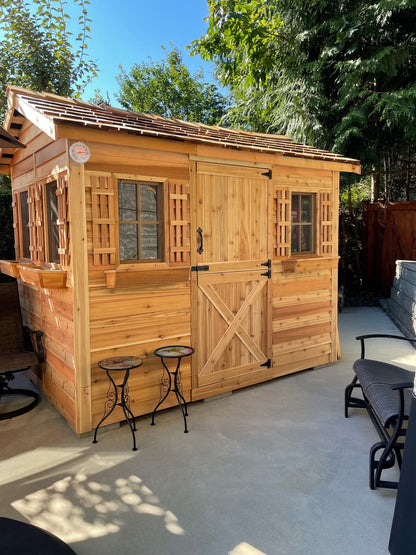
197,227 -> 204,254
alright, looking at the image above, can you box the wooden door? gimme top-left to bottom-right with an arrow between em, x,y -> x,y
191,162 -> 273,398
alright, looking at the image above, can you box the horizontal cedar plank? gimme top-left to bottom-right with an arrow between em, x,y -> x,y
273,322 -> 332,343
43,360 -> 76,399
273,333 -> 331,355
89,288 -> 190,320
105,267 -> 190,288
273,353 -> 331,376
273,289 -> 331,307
35,137 -> 67,167
20,307 -> 41,332
41,311 -> 74,352
273,300 -> 332,319
16,122 -> 44,149
86,141 -> 189,165
273,276 -> 331,296
272,258 -> 338,274
58,124 -> 198,155
45,349 -> 76,385
35,152 -> 68,182
43,371 -> 76,424
86,163 -> 189,181
89,332 -> 192,364
12,154 -> 35,179
44,336 -> 75,368
272,165 -> 332,178
12,131 -> 54,167
41,288 -> 74,321
274,343 -> 332,367
275,269 -> 331,283
273,311 -> 331,332
90,311 -> 191,351
11,169 -> 36,190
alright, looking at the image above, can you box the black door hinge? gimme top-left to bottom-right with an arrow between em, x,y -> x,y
191,265 -> 210,272
261,269 -> 271,278
261,259 -> 271,268
261,169 -> 272,179
261,359 -> 272,368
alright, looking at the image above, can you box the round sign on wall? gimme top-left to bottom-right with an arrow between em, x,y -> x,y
69,141 -> 90,164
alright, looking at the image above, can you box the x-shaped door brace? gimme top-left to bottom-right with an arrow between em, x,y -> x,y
199,277 -> 268,375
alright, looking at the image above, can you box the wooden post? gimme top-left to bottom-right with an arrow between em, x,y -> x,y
68,157 -> 92,434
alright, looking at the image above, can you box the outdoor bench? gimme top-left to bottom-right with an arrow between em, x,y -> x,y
345,334 -> 415,490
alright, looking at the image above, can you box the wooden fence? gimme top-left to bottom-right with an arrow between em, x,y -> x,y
363,201 -> 416,295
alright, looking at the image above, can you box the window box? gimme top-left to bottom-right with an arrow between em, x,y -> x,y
0,260 -> 21,278
18,265 -> 67,289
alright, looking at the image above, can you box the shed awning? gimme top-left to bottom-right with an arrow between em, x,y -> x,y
0,125 -> 25,149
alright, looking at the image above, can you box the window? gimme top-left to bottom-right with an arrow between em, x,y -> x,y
45,181 -> 60,263
291,193 -> 315,254
19,191 -> 30,259
118,180 -> 164,261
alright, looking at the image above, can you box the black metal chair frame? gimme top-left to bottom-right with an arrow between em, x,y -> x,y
0,327 -> 44,419
345,334 -> 415,490
0,281 -> 45,420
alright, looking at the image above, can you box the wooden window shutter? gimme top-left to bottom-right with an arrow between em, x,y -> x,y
28,184 -> 45,263
320,192 -> 333,256
274,189 -> 291,258
56,173 -> 70,266
168,180 -> 190,265
90,174 -> 116,266
12,193 -> 20,259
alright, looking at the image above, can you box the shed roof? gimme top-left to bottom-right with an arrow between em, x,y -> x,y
3,86 -> 360,169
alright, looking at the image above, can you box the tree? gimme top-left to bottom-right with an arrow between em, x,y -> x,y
116,47 -> 228,125
191,0 -> 416,179
0,0 -> 97,118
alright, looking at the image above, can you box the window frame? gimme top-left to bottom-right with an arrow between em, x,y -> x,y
117,178 -> 166,264
44,180 -> 60,264
290,192 -> 316,255
19,190 -> 31,260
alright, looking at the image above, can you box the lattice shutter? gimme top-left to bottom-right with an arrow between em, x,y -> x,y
90,174 -> 116,266
274,189 -> 291,258
56,173 -> 70,266
28,183 -> 45,263
168,180 -> 190,264
11,192 -> 20,259
320,192 -> 333,255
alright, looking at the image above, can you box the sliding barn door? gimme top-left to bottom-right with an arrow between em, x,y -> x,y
191,162 -> 273,398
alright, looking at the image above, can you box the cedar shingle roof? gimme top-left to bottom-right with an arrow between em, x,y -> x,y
5,87 -> 360,167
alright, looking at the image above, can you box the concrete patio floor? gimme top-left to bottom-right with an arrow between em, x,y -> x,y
1,306 -> 416,555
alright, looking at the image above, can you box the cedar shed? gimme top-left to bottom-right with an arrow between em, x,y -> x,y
0,87 -> 360,434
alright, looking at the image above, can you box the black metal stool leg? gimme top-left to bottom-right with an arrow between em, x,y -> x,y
151,362 -> 172,426
93,371 -> 118,444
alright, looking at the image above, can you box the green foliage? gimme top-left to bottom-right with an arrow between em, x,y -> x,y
116,46 -> 229,125
191,0 -> 416,171
0,0 -> 97,118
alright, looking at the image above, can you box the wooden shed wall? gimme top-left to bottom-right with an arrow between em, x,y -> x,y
81,137 -> 193,429
9,123 -> 77,429
271,167 -> 339,373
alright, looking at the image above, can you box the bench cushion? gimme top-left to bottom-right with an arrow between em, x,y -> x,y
353,359 -> 414,427
365,381 -> 412,427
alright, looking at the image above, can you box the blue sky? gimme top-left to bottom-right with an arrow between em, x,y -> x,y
66,0 -> 217,103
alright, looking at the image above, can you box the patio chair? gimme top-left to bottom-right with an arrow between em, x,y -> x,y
0,281 -> 44,419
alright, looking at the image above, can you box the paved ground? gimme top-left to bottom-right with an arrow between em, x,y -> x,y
1,306 -> 415,555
